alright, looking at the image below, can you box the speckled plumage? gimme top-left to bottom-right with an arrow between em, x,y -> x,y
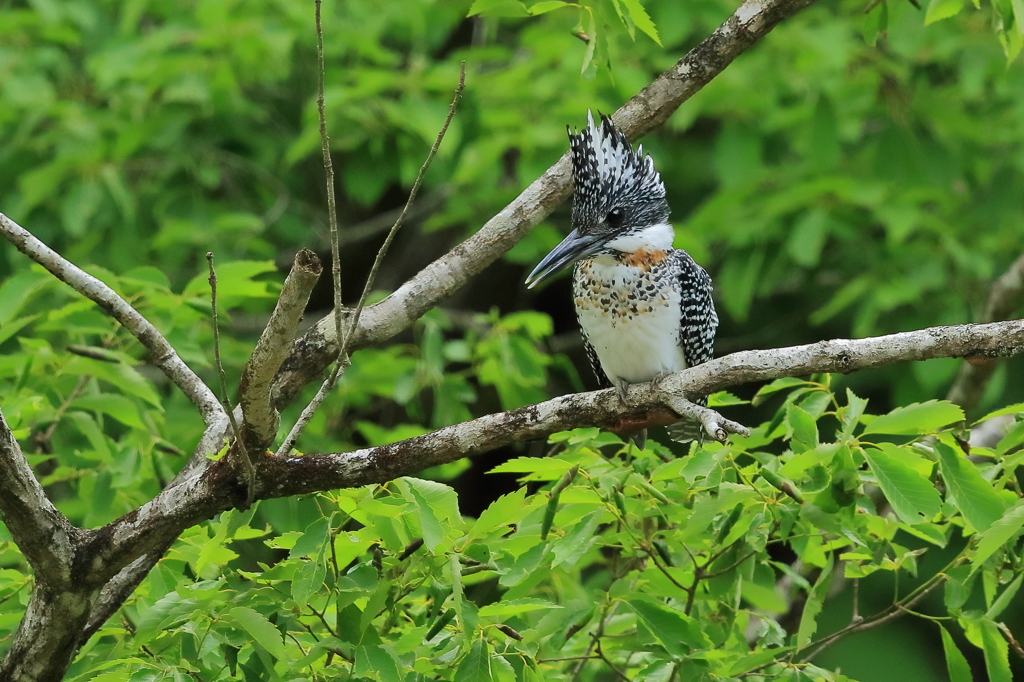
567,113 -> 718,440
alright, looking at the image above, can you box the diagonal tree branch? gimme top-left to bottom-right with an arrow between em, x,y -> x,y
0,409 -> 77,587
239,249 -> 322,453
270,0 -> 821,407
78,319 -> 1024,582
0,212 -> 225,427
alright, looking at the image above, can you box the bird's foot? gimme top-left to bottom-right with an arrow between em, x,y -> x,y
649,370 -> 672,392
615,380 -> 631,405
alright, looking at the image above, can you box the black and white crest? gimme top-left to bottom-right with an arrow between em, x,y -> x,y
568,111 -> 669,235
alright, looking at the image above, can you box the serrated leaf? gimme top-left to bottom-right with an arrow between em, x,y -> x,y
621,0 -> 661,44
725,647 -> 793,677
986,573 -> 1023,619
626,596 -> 712,656
974,402 -> 1024,424
936,440 -> 1006,532
488,457 -> 572,475
940,625 -> 973,682
527,0 -> 566,14
925,0 -> 965,24
753,377 -> 811,406
455,638 -> 493,682
797,553 -> 834,647
972,501 -> 1024,572
862,400 -> 964,436
786,403 -> 819,451
469,487 -> 529,541
478,598 -> 561,618
862,445 -> 941,525
228,606 -> 285,659
408,485 -> 445,551
292,555 -> 327,605
980,618 -> 1012,682
290,517 -> 329,559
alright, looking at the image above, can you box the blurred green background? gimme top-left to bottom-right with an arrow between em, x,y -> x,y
2,0 -> 1023,677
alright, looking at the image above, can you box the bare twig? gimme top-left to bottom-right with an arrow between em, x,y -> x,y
239,249 -> 321,453
0,212 -> 223,426
275,61 -> 467,457
207,253 -> 254,506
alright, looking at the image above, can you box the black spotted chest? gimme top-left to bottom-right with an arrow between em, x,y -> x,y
572,256 -> 686,385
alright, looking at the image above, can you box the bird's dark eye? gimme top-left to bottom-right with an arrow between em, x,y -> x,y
606,208 -> 625,227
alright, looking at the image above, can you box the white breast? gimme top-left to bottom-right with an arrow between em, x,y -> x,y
574,255 -> 685,386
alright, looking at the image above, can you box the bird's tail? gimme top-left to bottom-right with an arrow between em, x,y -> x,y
666,396 -> 707,445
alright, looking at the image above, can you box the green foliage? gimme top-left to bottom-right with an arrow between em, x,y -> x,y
4,380 -> 1018,681
4,0 -> 1024,679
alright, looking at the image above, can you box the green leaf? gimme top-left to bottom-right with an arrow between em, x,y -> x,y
621,0 -> 661,45
626,596 -> 712,656
786,403 -> 819,451
290,517 -> 330,559
986,573 -> 1023,619
408,485 -> 445,551
228,607 -> 285,660
862,400 -> 964,436
939,625 -> 973,682
972,501 -> 1024,572
72,394 -> 146,430
753,378 -> 811,406
936,440 -> 1006,532
64,357 -> 162,409
292,554 -> 327,605
725,647 -> 793,677
488,457 -> 572,475
980,618 -> 1013,682
478,598 -> 561,618
797,553 -> 834,647
862,445 -> 941,525
355,645 -> 403,682
974,402 -> 1024,424
469,487 -> 529,541
527,1 -> 566,14
468,0 -> 529,17
455,638 -> 493,682
925,0 -> 966,23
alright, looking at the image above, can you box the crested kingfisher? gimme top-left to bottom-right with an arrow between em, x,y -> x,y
525,112 -> 718,440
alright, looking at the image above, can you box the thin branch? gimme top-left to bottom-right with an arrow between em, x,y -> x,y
947,252 -> 1024,412
239,249 -> 321,453
270,0 -> 822,409
0,212 -> 224,426
275,60 -> 467,457
0,409 -> 76,587
207,253 -> 254,506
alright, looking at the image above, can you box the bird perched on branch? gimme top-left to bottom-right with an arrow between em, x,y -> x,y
526,112 -> 718,443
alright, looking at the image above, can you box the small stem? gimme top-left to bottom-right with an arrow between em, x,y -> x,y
207,252 -> 254,506
275,60 -> 467,457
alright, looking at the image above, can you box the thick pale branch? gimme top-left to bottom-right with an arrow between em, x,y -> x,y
0,212 -> 224,426
239,249 -> 321,452
83,320 -> 1023,579
270,0 -> 820,406
0,409 -> 76,587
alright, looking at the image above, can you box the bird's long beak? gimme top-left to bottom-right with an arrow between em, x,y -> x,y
525,229 -> 603,289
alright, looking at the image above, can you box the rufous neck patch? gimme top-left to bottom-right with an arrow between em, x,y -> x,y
617,248 -> 668,271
